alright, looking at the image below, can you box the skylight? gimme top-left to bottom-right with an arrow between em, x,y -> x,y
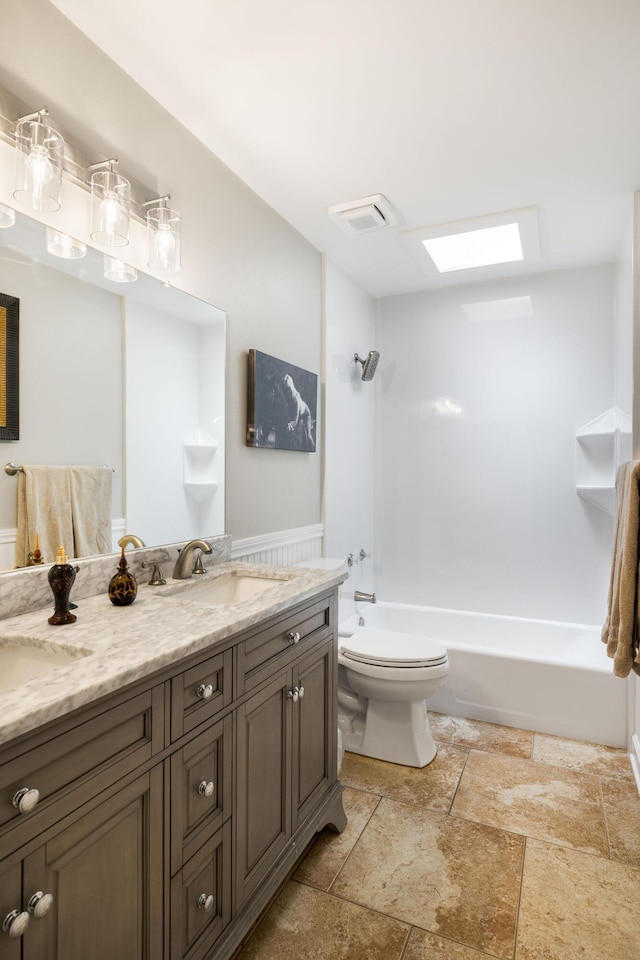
423,223 -> 523,273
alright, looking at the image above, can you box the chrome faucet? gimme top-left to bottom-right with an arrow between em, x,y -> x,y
354,590 -> 376,604
118,534 -> 146,550
172,539 -> 213,580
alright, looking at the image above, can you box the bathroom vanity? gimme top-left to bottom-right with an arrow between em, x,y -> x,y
0,560 -> 346,960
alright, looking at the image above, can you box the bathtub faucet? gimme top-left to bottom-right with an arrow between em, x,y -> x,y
354,590 -> 377,604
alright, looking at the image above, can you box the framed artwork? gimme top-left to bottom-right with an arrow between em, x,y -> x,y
0,292 -> 19,441
247,349 -> 317,452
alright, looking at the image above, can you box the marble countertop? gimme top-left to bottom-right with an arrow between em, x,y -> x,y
0,562 -> 345,747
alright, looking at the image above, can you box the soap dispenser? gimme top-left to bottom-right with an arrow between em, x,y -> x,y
108,545 -> 138,606
48,545 -> 77,625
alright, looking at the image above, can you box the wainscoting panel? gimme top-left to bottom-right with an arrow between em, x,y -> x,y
231,524 -> 324,567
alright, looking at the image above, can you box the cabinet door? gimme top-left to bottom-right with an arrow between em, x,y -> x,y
291,641 -> 335,831
235,672 -> 292,908
22,767 -> 163,960
0,862 -> 22,960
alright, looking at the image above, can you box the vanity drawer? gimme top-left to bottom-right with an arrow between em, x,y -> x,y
237,595 -> 333,695
170,819 -> 232,960
170,713 -> 232,875
0,688 -> 162,845
171,648 -> 233,741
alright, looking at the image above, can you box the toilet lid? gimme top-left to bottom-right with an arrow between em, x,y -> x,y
340,629 -> 448,667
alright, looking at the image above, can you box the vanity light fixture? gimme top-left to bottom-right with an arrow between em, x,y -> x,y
103,254 -> 137,283
144,195 -> 181,274
13,108 -> 64,212
0,204 -> 15,228
89,158 -> 130,247
46,228 -> 86,259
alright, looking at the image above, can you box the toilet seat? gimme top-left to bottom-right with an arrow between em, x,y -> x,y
340,629 -> 448,668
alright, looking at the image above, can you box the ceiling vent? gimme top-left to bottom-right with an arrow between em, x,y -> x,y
328,194 -> 397,235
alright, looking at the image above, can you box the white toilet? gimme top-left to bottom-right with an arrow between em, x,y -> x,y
338,629 -> 449,767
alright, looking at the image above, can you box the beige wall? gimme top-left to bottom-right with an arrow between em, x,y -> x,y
0,0 -> 322,540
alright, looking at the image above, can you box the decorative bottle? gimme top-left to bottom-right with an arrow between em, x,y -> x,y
48,545 -> 77,625
108,546 -> 138,606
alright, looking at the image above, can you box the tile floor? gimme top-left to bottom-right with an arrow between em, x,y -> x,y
233,712 -> 640,960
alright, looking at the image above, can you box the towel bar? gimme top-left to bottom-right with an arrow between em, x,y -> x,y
5,462 -> 114,476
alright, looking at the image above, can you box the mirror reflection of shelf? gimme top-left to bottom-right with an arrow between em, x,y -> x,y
183,428 -> 218,502
576,407 -> 631,516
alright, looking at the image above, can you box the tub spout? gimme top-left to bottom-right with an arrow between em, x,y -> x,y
354,590 -> 376,604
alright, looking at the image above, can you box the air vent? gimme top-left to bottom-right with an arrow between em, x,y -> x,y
328,194 -> 397,235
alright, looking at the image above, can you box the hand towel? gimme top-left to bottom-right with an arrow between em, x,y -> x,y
15,465 -> 74,567
69,465 -> 113,558
601,460 -> 640,677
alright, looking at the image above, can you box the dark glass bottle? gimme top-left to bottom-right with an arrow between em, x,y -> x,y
48,545 -> 77,625
109,546 -> 138,606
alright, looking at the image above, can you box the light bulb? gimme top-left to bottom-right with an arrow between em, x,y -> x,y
25,144 -> 53,204
154,222 -> 176,269
99,190 -> 124,232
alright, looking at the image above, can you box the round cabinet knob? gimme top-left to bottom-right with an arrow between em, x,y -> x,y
198,894 -> 214,913
287,631 -> 300,645
12,787 -> 40,815
27,891 -> 54,920
2,910 -> 30,939
288,688 -> 299,703
196,683 -> 214,701
297,685 -> 305,699
198,779 -> 215,798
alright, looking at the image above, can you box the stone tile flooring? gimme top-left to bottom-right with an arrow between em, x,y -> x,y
234,712 -> 640,960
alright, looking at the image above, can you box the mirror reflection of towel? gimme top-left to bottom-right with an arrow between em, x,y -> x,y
601,460 -> 640,677
15,465 -> 112,567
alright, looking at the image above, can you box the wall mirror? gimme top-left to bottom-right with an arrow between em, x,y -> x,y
0,208 -> 226,571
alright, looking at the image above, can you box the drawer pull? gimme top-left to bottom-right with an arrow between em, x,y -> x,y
2,910 -> 30,939
27,892 -> 54,920
288,688 -> 299,703
12,787 -> 40,814
287,631 -> 301,644
198,779 -> 215,798
297,685 -> 305,699
198,894 -> 214,913
196,683 -> 214,701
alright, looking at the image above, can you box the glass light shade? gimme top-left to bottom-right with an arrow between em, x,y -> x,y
13,119 -> 64,212
90,169 -> 130,247
0,203 -> 15,228
147,204 -> 181,273
103,254 -> 137,283
46,228 -> 86,259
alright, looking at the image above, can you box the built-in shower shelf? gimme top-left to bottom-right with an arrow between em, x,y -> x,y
183,428 -> 218,501
184,481 -> 218,503
576,485 -> 615,515
575,407 -> 631,516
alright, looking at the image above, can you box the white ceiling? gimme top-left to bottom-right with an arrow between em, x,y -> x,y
51,0 -> 640,298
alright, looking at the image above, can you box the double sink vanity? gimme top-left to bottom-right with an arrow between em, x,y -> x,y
0,536 -> 347,960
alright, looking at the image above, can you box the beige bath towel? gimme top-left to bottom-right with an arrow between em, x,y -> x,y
69,465 -> 113,558
16,465 -> 74,567
601,460 -> 640,677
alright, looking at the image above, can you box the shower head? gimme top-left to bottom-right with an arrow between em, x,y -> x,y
354,350 -> 380,381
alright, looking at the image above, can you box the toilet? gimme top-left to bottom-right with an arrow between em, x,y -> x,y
338,629 -> 449,767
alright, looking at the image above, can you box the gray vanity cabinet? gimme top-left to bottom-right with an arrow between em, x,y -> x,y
0,585 -> 345,960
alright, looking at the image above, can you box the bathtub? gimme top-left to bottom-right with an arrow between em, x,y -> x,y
339,601 -> 627,748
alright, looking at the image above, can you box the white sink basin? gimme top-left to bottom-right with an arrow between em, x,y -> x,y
0,642 -> 90,692
164,572 -> 291,606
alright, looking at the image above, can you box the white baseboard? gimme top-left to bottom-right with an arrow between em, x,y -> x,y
232,523 -> 324,566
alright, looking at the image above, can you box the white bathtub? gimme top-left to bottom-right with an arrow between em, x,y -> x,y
339,602 -> 627,748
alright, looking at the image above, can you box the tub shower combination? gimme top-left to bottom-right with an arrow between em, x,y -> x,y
339,601 -> 626,749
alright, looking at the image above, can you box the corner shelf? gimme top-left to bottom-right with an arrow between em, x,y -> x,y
183,428 -> 218,502
575,407 -> 631,516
